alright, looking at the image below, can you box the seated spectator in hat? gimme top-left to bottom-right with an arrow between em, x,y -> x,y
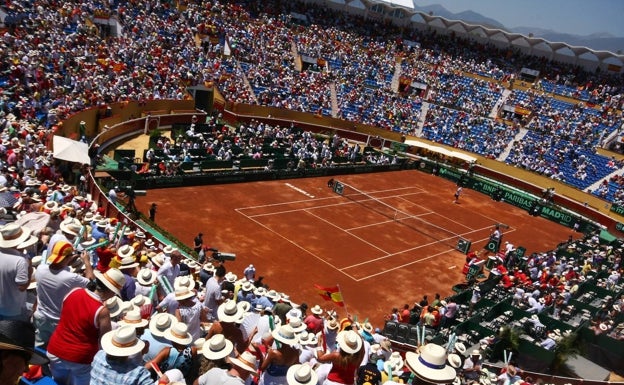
34,241 -> 94,348
47,268 -> 126,385
206,301 -> 249,355
259,324 -> 300,385
141,313 -> 175,364
539,332 -> 557,350
194,334 -> 234,385
304,305 -> 325,334
147,322 -> 197,380
90,326 -> 153,385
196,351 -> 258,385
497,364 -> 522,385
0,320 -> 49,385
357,346 -> 383,385
316,330 -> 365,385
462,350 -> 482,381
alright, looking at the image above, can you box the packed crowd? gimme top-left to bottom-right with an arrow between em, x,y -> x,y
1,0 -> 624,384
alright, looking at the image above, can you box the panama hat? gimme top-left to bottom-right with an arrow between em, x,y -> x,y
101,326 -> 145,357
43,200 -> 59,211
272,324 -> 299,346
105,296 -> 124,318
118,256 -> 139,270
405,344 -> 457,384
288,318 -> 307,333
149,313 -> 176,337
470,350 -> 482,360
447,353 -> 462,369
218,300 -> 245,323
60,218 -> 82,236
174,288 -> 196,301
228,351 -> 258,374
137,268 -> 157,286
254,287 -> 268,297
163,245 -> 177,255
326,319 -> 340,331
599,323 -> 608,331
202,334 -> 234,360
117,245 -> 135,259
336,330 -> 363,354
118,310 -> 149,329
362,322 -> 374,333
298,331 -> 318,346
46,240 -> 74,264
454,342 -> 467,355
194,338 -> 205,355
287,364 -> 318,385
224,272 -> 237,283
237,301 -> 251,314
266,289 -> 281,302
174,276 -> 195,291
0,320 -> 49,365
131,294 -> 150,309
241,281 -> 254,292
165,322 -> 193,346
310,305 -> 323,315
94,268 -> 126,296
387,351 -> 405,372
144,239 -> 155,247
0,223 -> 32,248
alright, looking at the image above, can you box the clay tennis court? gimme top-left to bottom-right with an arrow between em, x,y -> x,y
136,169 -> 576,326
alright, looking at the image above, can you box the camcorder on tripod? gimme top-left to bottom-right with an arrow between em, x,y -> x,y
206,248 -> 236,262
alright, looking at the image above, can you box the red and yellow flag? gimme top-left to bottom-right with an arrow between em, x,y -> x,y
314,284 -> 344,307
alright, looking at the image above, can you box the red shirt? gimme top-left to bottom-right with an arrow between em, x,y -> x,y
48,288 -> 104,364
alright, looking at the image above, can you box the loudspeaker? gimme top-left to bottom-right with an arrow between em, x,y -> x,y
456,238 -> 471,254
194,89 -> 213,113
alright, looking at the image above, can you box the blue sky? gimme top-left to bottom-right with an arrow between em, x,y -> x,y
422,0 -> 624,37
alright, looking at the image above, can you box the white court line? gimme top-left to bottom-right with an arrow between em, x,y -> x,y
346,211 -> 435,231
339,223 -> 495,270
352,248 -> 457,281
235,208 -> 359,281
304,209 -> 390,254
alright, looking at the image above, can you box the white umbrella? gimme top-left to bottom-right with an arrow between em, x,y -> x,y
53,136 -> 91,165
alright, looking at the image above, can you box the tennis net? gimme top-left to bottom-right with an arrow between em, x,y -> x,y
334,180 -> 462,248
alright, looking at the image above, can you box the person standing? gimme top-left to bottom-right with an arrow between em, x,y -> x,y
454,186 -> 463,204
193,233 -> 203,254
0,224 -> 34,321
149,203 -> 157,222
47,268 -> 126,385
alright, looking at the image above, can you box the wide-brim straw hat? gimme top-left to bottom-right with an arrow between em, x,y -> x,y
118,310 -> 149,329
175,288 -> 196,301
100,326 -> 145,357
336,330 -> 363,354
287,364 -> 318,385
202,334 -> 234,360
164,322 -> 193,346
287,318 -> 307,333
272,324 -> 299,346
174,276 -> 195,291
310,305 -> 323,315
405,344 -> 457,384
137,268 -> 157,286
217,300 -> 244,323
227,351 -> 258,374
0,223 -> 32,248
149,313 -> 177,337
94,268 -> 126,296
0,320 -> 49,365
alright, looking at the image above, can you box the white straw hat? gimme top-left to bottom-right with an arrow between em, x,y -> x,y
287,364 -> 318,385
336,330 -> 363,354
405,344 -> 457,384
149,313 -> 176,337
164,322 -> 193,346
202,334 -> 234,360
100,326 -> 145,357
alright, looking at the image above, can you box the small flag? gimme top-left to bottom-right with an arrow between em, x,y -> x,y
314,284 -> 344,307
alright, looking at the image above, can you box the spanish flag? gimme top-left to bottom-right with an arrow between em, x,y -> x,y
314,284 -> 344,307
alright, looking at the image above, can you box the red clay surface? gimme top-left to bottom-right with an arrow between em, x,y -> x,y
136,170 -> 577,327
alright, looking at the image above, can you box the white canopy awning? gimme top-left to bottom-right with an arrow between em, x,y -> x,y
405,140 -> 477,162
53,136 -> 91,165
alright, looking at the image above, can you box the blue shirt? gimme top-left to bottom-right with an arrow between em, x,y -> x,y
90,350 -> 153,385
141,329 -> 172,363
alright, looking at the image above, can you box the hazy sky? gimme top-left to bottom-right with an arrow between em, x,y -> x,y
421,0 -> 624,37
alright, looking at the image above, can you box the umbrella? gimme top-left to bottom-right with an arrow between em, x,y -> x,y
14,212 -> 51,235
52,135 -> 91,165
0,191 -> 19,208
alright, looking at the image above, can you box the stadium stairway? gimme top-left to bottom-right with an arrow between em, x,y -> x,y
329,82 -> 339,118
489,89 -> 511,119
390,58 -> 402,93
236,59 -> 257,104
414,101 -> 430,137
497,127 -> 528,162
585,166 -> 622,193
291,41 -> 302,72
